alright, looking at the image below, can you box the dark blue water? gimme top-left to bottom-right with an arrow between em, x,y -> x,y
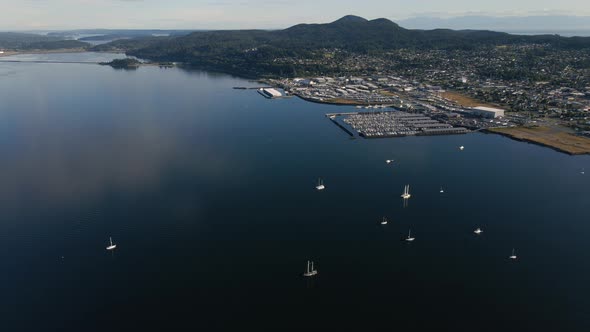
1,53 -> 589,332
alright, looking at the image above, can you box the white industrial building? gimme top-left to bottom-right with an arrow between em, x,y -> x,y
259,88 -> 282,98
471,106 -> 505,118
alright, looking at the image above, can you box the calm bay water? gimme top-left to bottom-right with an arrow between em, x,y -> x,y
1,53 -> 589,331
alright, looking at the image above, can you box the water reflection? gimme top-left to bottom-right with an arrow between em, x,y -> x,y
2,53 -> 590,331
0,58 -> 243,215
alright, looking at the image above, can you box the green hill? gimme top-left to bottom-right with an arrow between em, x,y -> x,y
92,15 -> 590,77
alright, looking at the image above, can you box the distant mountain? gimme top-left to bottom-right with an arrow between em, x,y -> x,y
92,15 -> 590,77
398,15 -> 590,35
46,29 -> 197,41
0,32 -> 89,50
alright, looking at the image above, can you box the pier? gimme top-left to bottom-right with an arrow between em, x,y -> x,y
327,115 -> 355,137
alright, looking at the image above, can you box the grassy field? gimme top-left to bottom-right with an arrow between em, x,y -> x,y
379,90 -> 399,97
489,126 -> 590,155
0,49 -> 87,57
325,98 -> 366,105
440,91 -> 498,108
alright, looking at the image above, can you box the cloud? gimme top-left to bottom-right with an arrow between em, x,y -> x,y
1,0 -> 590,30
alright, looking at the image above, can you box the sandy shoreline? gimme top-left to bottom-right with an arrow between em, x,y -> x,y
486,126 -> 590,155
0,48 -> 89,58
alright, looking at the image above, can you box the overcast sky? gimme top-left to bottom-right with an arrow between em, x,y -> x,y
0,0 -> 589,30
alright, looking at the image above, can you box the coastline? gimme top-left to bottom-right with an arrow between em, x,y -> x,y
0,48 -> 89,57
485,127 -> 590,155
4,51 -> 589,156
294,94 -> 367,106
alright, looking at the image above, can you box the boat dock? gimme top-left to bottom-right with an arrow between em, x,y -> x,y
327,115 -> 355,137
327,110 -> 469,138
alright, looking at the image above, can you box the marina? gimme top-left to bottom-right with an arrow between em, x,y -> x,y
327,110 -> 469,138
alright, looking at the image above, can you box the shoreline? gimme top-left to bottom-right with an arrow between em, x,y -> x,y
0,48 -> 89,58
4,52 -> 588,156
293,94 -> 366,107
485,127 -> 590,155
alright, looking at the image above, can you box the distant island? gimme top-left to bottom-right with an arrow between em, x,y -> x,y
100,58 -> 141,69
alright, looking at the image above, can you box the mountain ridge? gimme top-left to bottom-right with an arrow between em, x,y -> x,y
92,15 -> 590,77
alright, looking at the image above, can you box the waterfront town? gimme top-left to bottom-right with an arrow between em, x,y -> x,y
263,45 -> 589,118
259,44 -> 590,153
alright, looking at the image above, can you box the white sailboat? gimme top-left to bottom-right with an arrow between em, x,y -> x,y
509,248 -> 517,260
303,260 -> 318,277
405,229 -> 415,242
474,228 -> 483,235
106,237 -> 117,251
381,217 -> 388,225
386,159 -> 394,164
315,178 -> 325,191
401,185 -> 411,199
439,187 -> 444,193
459,146 -> 465,151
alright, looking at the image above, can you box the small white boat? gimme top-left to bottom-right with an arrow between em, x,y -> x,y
439,187 -> 444,193
106,237 -> 117,251
474,228 -> 483,235
386,159 -> 394,164
581,169 -> 585,175
509,248 -> 517,260
381,217 -> 388,225
315,178 -> 325,191
405,229 -> 415,242
401,185 -> 411,199
303,260 -> 318,277
459,146 -> 465,151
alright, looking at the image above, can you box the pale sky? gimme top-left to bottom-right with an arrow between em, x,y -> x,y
0,0 -> 589,30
